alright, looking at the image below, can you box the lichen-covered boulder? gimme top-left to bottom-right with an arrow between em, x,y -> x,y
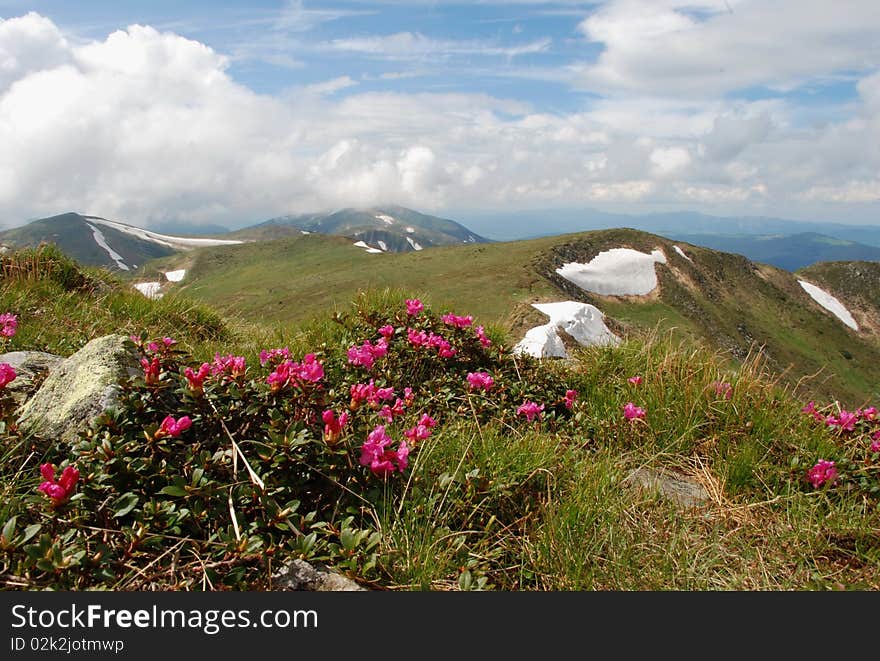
0,351 -> 63,405
272,559 -> 367,591
17,335 -> 140,444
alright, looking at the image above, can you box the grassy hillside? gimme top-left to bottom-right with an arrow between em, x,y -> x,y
1,272 -> 878,591
161,229 -> 880,405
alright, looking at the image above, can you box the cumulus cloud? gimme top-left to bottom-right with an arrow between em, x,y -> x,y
0,11 -> 879,229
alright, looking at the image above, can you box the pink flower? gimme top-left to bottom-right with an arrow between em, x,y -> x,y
156,415 -> 192,439
407,328 -> 428,347
869,431 -> 880,454
628,376 -> 643,386
405,299 -> 424,316
184,363 -> 211,394
378,325 -> 395,339
322,409 -> 348,446
564,389 -> 578,409
212,354 -> 246,379
149,337 -> 176,353
623,402 -> 646,420
807,459 -> 838,488
517,400 -> 544,422
0,312 -> 18,338
441,313 -> 473,329
259,347 -> 290,367
861,406 -> 877,421
38,463 -> 80,505
347,340 -> 386,369
360,425 -> 408,476
0,362 -> 16,388
297,353 -> 324,382
466,371 -> 494,391
379,398 -> 407,423
141,356 -> 160,386
826,409 -> 858,432
712,381 -> 733,400
475,325 -> 492,348
802,401 -> 817,415
404,413 -> 437,444
403,387 -> 415,406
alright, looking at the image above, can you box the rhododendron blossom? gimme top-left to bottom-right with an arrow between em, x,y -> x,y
212,354 -> 246,379
826,410 -> 858,432
156,415 -> 192,438
406,299 -> 424,316
466,372 -> 494,391
184,363 -> 211,394
297,353 -> 324,382
624,402 -> 646,420
808,460 -> 838,488
517,400 -> 544,422
267,354 -> 325,391
404,414 -> 437,443
442,313 -> 473,329
38,463 -> 79,505
259,347 -> 290,367
378,325 -> 395,339
870,432 -> 880,454
360,425 -> 408,476
141,356 -> 160,386
322,409 -> 348,446
0,363 -> 16,388
350,380 -> 395,409
861,407 -> 877,421
347,339 -> 387,369
0,312 -> 18,338
564,389 -> 578,409
475,325 -> 492,348
628,376 -> 643,386
712,381 -> 733,400
148,337 -> 176,353
407,328 -> 428,347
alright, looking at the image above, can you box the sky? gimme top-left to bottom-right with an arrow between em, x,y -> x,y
0,0 -> 879,230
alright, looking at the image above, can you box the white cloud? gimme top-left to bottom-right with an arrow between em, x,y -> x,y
326,31 -> 551,60
1,12 -> 879,228
576,0 -> 880,97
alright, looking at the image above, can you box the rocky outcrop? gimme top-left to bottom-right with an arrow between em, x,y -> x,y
17,335 -> 140,444
272,559 -> 367,591
624,467 -> 710,509
0,351 -> 62,404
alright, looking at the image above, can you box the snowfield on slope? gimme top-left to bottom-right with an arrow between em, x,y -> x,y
514,301 -> 620,358
673,245 -> 693,263
164,269 -> 186,282
556,248 -> 667,296
134,282 -> 162,299
798,280 -> 859,330
85,217 -> 243,250
86,222 -> 129,271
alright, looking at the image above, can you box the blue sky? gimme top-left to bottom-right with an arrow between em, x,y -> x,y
1,1 -> 878,228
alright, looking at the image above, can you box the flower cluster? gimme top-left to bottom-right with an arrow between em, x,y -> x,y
141,356 -> 161,386
623,402 -> 646,420
808,459 -> 838,489
259,347 -> 291,367
267,354 -> 325,391
442,313 -> 473,329
711,381 -> 733,400
38,463 -> 79,505
184,363 -> 211,394
405,298 -> 424,316
155,415 -> 192,439
0,362 -> 16,389
360,425 -> 409,476
563,389 -> 577,409
322,409 -> 348,446
466,371 -> 494,392
406,328 -> 456,358
212,354 -> 246,380
517,400 -> 544,422
404,413 -> 437,443
350,380 -> 396,409
347,339 -> 388,369
0,312 -> 18,338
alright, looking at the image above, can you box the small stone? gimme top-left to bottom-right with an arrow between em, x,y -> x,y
624,467 -> 710,509
272,559 -> 366,591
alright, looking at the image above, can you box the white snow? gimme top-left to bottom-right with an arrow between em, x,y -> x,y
365,248 -> 383,254
405,226 -> 415,233
85,217 -> 242,250
134,282 -> 163,299
86,222 -> 129,271
798,280 -> 859,330
300,230 -> 311,235
377,240 -> 388,251
375,214 -> 396,225
164,269 -> 186,282
353,241 -> 369,248
673,245 -> 693,263
406,237 -> 423,251
514,301 -> 620,358
556,248 -> 667,296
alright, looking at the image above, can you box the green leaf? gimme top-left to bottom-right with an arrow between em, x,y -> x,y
112,492 -> 139,518
191,468 -> 204,486
158,486 -> 187,497
21,524 -> 41,544
1,516 -> 16,544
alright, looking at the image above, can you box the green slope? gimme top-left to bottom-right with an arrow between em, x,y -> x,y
160,229 -> 880,405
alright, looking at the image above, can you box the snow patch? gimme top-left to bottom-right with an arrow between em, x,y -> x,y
673,245 -> 693,263
377,240 -> 388,251
164,269 -> 186,282
556,248 -> 667,296
85,217 -> 243,250
405,226 -> 415,233
798,280 -> 859,330
134,282 -> 163,299
406,237 -> 423,251
353,241 -> 369,248
86,222 -> 129,271
300,230 -> 311,235
365,248 -> 383,254
375,214 -> 396,225
514,301 -> 620,359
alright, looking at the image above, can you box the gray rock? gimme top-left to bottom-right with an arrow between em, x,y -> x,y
624,467 -> 710,509
17,335 -> 140,444
0,351 -> 63,405
272,559 -> 367,591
